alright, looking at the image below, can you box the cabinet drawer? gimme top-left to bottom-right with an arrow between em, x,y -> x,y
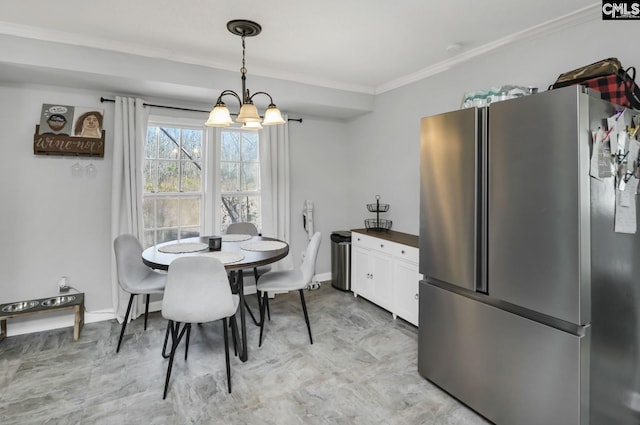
394,244 -> 419,263
352,233 -> 394,254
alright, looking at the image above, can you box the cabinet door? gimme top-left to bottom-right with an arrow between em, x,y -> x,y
371,249 -> 393,310
394,258 -> 420,326
352,246 -> 374,299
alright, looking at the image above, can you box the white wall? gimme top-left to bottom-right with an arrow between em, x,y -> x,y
0,84 -> 115,331
289,116 -> 351,275
346,18 -> 640,236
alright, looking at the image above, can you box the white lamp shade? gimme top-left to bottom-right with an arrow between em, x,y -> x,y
205,105 -> 233,127
262,105 -> 285,125
241,121 -> 263,130
236,103 -> 261,123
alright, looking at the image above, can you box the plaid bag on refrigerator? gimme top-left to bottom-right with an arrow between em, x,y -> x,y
550,58 -> 640,109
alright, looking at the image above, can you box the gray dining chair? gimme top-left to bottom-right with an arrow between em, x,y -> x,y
113,234 -> 167,353
161,256 -> 239,399
226,222 -> 271,324
257,232 -> 321,347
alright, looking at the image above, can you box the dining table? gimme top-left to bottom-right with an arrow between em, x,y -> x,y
141,234 -> 289,362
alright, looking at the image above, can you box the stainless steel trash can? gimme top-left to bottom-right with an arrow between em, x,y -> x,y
330,231 -> 351,291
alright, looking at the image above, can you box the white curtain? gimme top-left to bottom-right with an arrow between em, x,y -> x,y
110,97 -> 150,322
260,115 -> 293,270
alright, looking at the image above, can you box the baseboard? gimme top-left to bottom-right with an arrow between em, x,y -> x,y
314,272 -> 331,283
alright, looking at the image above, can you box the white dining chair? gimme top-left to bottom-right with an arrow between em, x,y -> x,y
113,234 -> 167,353
161,256 -> 239,399
226,222 -> 271,324
256,232 -> 321,347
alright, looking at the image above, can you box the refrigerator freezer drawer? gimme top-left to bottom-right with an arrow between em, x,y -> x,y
418,282 -> 589,425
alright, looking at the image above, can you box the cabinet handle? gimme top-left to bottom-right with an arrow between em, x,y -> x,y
414,294 -> 419,300
401,250 -> 405,254
380,244 -> 384,248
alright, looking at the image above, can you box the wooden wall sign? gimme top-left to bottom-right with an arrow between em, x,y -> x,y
33,125 -> 105,157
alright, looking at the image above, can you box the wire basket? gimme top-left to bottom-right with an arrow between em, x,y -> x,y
365,219 -> 393,231
367,203 -> 390,212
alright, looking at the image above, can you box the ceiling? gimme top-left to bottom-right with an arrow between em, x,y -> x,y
0,0 -> 600,96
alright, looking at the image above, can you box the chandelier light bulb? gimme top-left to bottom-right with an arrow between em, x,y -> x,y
205,103 -> 233,127
241,121 -> 263,130
263,104 -> 285,125
236,103 -> 261,123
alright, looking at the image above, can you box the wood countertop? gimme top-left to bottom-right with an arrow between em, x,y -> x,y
351,228 -> 419,248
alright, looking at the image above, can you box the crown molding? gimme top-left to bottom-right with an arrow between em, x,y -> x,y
375,3 -> 601,94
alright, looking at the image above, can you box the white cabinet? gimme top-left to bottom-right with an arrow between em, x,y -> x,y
351,242 -> 393,311
351,230 -> 420,326
393,257 -> 420,326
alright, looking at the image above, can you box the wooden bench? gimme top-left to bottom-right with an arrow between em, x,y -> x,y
0,293 -> 84,342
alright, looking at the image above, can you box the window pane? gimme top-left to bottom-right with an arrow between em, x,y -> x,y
181,160 -> 201,192
157,160 -> 179,192
144,160 -> 157,193
221,195 -> 242,226
221,132 -> 240,161
159,127 -> 180,159
156,198 -> 179,228
143,230 -> 155,249
145,127 -> 157,159
221,162 -> 239,191
244,196 -> 261,227
180,197 -> 201,227
158,228 -> 179,244
242,163 -> 259,191
142,198 -> 155,228
220,195 -> 261,231
241,135 -> 258,161
180,226 -> 200,238
182,129 -> 202,161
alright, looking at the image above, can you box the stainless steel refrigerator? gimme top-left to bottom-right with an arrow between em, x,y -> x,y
418,85 -> 640,425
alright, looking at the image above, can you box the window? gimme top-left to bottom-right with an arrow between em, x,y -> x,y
142,121 -> 204,247
219,129 -> 262,233
142,118 -> 263,246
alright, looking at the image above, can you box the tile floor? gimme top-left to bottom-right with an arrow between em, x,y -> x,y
0,283 -> 489,425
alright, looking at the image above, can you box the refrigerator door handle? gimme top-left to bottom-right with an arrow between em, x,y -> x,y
476,107 -> 489,294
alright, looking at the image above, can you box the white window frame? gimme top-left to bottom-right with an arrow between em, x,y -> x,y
143,115 -> 209,247
214,127 -> 263,235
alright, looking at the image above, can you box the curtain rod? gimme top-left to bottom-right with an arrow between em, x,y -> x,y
99,97 -> 303,123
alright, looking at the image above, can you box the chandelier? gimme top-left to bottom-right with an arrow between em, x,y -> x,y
205,20 -> 285,129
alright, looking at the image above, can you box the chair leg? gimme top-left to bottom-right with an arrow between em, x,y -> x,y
144,294 -> 150,331
162,321 -> 171,358
299,289 -> 313,345
163,321 -> 188,400
259,291 -> 268,347
230,315 -> 238,357
185,324 -> 191,361
265,293 -> 271,320
253,267 -> 264,317
116,293 -> 135,353
222,318 -> 231,393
